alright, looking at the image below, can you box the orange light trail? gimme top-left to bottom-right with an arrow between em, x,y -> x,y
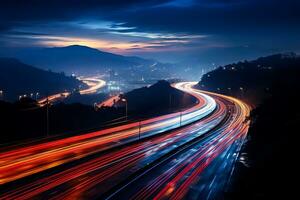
127,89 -> 251,200
78,77 -> 106,95
0,82 -> 250,200
0,82 -> 215,185
0,91 -> 227,200
37,77 -> 105,106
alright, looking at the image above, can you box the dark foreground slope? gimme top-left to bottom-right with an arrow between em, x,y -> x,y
225,83 -> 299,200
0,80 -> 196,144
0,58 -> 83,101
123,80 -> 197,117
197,53 -> 300,199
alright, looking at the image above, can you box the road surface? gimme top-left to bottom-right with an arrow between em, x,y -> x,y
0,82 -> 216,185
0,82 -> 250,200
38,92 -> 70,106
96,94 -> 120,108
78,77 -> 106,95
106,91 -> 250,200
37,77 -> 106,106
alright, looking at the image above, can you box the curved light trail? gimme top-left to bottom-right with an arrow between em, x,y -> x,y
37,77 -> 106,106
38,92 -> 70,106
0,82 -> 250,200
0,82 -> 215,185
78,77 -> 106,95
106,86 -> 251,200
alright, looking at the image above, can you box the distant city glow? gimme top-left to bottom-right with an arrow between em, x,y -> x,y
36,36 -> 166,53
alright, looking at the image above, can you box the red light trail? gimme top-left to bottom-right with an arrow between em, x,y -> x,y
0,82 -> 250,200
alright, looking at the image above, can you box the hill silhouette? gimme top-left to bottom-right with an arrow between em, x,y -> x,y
197,53 -> 300,105
0,58 -> 84,101
122,80 -> 197,117
0,45 -> 173,78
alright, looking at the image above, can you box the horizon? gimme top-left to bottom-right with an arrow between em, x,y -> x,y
1,0 -> 300,66
1,43 -> 299,68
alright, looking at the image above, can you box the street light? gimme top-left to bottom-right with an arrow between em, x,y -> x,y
240,87 -> 244,99
46,97 -> 49,137
94,102 -> 98,111
0,90 -> 3,100
121,98 -> 128,121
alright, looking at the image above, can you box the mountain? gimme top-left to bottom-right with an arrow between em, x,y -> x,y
197,53 -> 300,105
0,58 -> 84,101
0,45 -> 173,78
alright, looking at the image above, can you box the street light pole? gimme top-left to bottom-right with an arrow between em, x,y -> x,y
121,98 -> 128,121
46,97 -> 49,137
0,90 -> 3,101
180,111 -> 182,127
239,87 -> 244,99
138,121 -> 141,140
125,100 -> 128,121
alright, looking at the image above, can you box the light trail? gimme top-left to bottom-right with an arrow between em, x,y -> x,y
78,77 -> 106,95
37,77 -> 106,106
38,92 -> 70,106
0,82 -> 215,185
0,82 -> 250,200
0,87 -> 227,200
97,95 -> 120,108
106,86 -> 250,200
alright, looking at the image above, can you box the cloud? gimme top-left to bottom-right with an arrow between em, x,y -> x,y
0,0 -> 299,63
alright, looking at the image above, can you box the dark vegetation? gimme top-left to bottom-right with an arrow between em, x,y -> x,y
226,83 -> 299,200
0,98 -> 124,144
0,58 -> 83,101
0,80 -> 196,144
198,53 -> 299,106
122,80 -> 196,118
198,53 -> 300,199
64,92 -> 107,105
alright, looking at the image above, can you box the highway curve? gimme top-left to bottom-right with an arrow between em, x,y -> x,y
38,76 -> 106,106
0,82 -> 216,185
0,82 -> 250,200
106,88 -> 250,200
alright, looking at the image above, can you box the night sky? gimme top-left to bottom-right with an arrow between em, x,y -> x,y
1,0 -> 299,65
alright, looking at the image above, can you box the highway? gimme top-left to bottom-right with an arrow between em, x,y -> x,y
106,90 -> 250,200
37,76 -> 106,106
96,94 -> 120,108
0,82 -> 215,185
38,92 -> 70,106
0,82 -> 250,199
78,77 -> 106,95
